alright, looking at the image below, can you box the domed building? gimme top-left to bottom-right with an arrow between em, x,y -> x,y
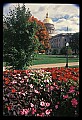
43,13 -> 55,37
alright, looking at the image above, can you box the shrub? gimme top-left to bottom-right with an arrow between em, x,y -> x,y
3,4 -> 39,70
52,48 -> 58,55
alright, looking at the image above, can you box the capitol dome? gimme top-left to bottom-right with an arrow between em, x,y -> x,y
43,13 -> 55,36
43,18 -> 53,24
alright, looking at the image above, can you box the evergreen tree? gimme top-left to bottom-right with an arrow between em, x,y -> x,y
69,33 -> 79,54
3,4 -> 39,70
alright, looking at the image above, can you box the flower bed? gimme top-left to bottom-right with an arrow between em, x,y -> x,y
3,67 -> 79,116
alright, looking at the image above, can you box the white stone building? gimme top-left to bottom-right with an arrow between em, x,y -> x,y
43,13 -> 73,54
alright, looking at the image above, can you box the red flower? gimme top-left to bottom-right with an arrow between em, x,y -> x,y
5,81 -> 10,85
52,73 -> 56,79
12,89 -> 16,93
7,105 -> 12,111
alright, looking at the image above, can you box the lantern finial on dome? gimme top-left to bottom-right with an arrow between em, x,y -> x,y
46,12 -> 48,18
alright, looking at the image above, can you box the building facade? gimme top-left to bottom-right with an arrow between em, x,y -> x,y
43,13 -> 73,54
49,33 -> 73,54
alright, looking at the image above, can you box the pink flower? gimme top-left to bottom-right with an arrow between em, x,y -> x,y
50,86 -> 54,90
45,102 -> 50,107
68,86 -> 75,93
20,110 -> 24,115
37,113 -> 41,116
45,109 -> 51,115
71,98 -> 78,107
55,105 -> 58,109
53,82 -> 56,86
46,84 -> 49,88
68,89 -> 75,93
40,101 -> 45,107
76,91 -> 79,96
30,103 -> 34,107
37,113 -> 44,117
41,112 -> 45,117
57,102 -> 60,104
24,109 -> 29,115
31,108 -> 36,114
63,94 -> 69,99
40,108 -> 45,111
70,86 -> 75,90
37,112 -> 45,117
20,109 -> 29,115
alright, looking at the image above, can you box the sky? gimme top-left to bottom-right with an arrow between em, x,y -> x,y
3,3 -> 80,34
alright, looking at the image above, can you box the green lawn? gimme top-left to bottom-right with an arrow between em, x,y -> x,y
32,54 -> 79,65
3,54 -> 79,67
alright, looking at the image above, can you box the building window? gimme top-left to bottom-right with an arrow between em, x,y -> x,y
65,39 -> 66,41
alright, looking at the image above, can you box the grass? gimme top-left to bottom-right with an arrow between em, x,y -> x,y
68,65 -> 79,68
3,54 -> 79,67
32,54 -> 79,65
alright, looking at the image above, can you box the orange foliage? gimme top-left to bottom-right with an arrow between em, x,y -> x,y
28,16 -> 50,51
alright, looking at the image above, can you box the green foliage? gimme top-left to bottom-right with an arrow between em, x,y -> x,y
3,4 -> 40,70
69,33 -> 79,54
60,47 -> 72,55
52,48 -> 58,55
60,47 -> 67,55
38,43 -> 45,52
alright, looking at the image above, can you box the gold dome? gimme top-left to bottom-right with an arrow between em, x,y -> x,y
43,12 -> 53,24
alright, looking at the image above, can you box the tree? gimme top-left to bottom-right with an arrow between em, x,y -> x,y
60,47 -> 67,55
28,16 -> 50,53
52,48 -> 58,55
3,4 -> 40,70
69,33 -> 79,54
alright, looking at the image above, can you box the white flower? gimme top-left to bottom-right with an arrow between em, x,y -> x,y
22,93 -> 25,96
29,84 -> 33,88
12,80 -> 17,84
24,76 -> 28,79
30,103 -> 34,107
18,77 -> 21,79
14,77 -> 17,79
34,90 -> 39,94
20,80 -> 24,83
44,80 -> 47,83
17,74 -> 20,76
47,79 -> 49,83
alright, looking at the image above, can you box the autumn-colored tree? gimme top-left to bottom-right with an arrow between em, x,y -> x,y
28,16 -> 50,53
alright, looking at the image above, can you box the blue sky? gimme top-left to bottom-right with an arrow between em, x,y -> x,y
3,3 -> 79,34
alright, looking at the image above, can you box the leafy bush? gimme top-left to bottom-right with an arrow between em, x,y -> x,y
3,4 -> 39,70
3,68 -> 79,116
52,49 -> 58,55
60,47 -> 67,55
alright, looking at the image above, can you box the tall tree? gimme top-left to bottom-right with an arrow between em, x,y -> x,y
28,16 -> 50,53
69,33 -> 79,54
3,4 -> 39,70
